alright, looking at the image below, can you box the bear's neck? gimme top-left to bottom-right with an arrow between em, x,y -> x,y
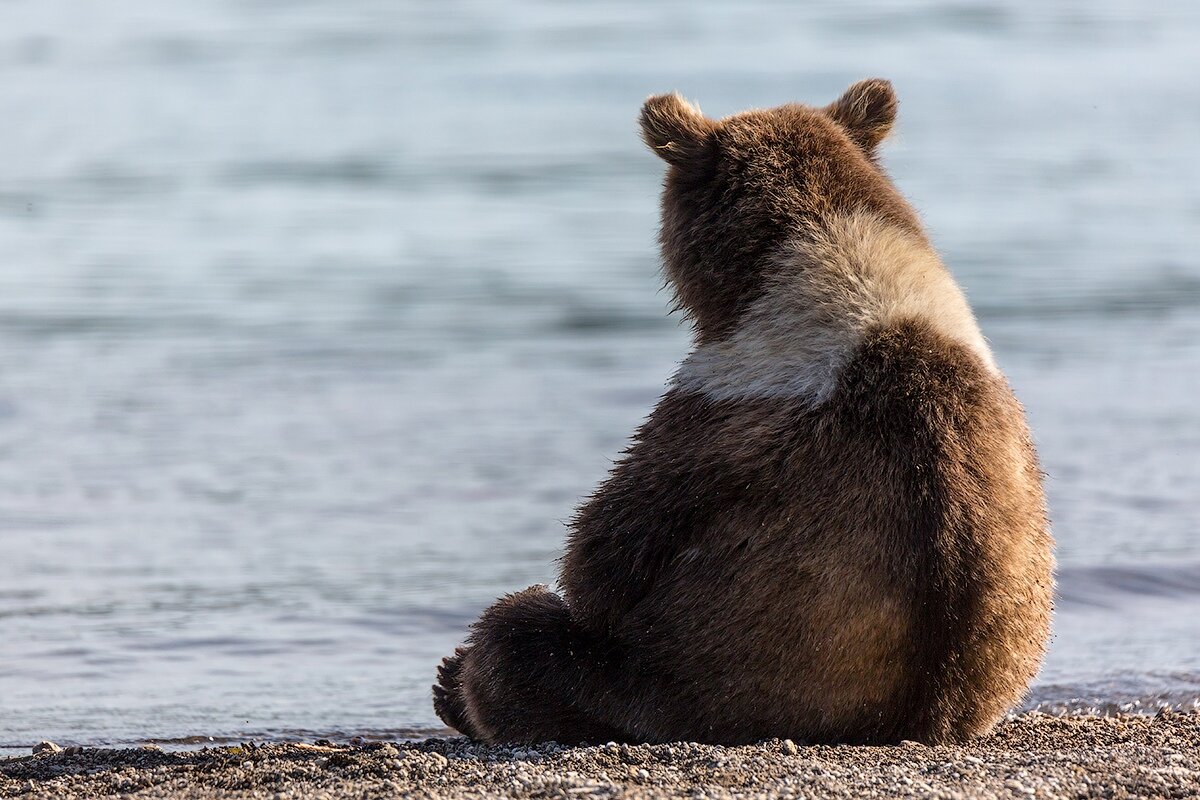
672,210 -> 996,405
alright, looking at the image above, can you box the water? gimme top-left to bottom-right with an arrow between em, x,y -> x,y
1,0 -> 1198,754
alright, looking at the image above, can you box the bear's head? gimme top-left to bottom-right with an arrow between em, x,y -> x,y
640,79 -> 924,342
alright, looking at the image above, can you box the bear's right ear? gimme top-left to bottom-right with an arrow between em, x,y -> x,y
825,78 -> 898,153
639,93 -> 715,169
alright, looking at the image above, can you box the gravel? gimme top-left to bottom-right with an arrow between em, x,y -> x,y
3,711 -> 1198,799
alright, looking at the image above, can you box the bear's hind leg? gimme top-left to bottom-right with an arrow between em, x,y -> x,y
432,646 -> 481,739
452,586 -> 628,744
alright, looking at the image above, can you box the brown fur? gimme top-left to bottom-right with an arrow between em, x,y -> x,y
433,79 -> 1054,746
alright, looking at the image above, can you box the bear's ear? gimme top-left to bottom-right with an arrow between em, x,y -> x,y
639,93 -> 715,169
826,78 -> 897,152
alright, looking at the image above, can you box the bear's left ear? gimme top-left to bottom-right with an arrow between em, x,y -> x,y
639,93 -> 716,169
826,78 -> 897,152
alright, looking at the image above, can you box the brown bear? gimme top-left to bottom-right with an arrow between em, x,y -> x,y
433,79 -> 1054,746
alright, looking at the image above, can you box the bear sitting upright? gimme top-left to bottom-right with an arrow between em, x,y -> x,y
433,79 -> 1054,746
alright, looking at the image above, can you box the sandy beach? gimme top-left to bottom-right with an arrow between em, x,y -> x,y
3,711 -> 1197,799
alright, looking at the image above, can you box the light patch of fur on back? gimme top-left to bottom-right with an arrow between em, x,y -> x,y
674,211 -> 996,404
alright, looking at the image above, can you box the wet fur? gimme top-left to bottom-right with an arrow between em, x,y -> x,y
433,79 -> 1054,745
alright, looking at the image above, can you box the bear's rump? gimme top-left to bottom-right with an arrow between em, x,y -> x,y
617,440 -> 925,741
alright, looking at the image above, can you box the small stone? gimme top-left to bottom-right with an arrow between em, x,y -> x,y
64,745 -> 83,755
33,740 -> 62,754
781,739 -> 798,755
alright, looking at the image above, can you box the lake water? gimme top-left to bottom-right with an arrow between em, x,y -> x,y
1,0 -> 1199,754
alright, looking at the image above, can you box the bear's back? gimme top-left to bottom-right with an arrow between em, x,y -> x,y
609,317 -> 1050,744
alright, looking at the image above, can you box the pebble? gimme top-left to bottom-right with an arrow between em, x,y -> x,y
5,714 -> 1199,799
32,741 -> 62,755
781,739 -> 799,755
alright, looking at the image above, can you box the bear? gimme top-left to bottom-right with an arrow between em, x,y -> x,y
432,78 -> 1054,746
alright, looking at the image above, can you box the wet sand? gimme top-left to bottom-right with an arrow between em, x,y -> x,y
3,711 -> 1198,799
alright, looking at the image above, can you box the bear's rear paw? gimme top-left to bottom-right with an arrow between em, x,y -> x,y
433,646 -> 479,739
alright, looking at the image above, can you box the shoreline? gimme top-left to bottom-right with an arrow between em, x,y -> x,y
4,711 -> 1198,799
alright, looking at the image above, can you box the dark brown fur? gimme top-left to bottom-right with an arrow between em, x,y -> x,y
433,80 -> 1053,745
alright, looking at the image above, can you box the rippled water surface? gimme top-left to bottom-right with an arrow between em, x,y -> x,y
2,0 -> 1199,753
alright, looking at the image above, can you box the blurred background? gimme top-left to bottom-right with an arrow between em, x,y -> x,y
1,0 -> 1198,751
